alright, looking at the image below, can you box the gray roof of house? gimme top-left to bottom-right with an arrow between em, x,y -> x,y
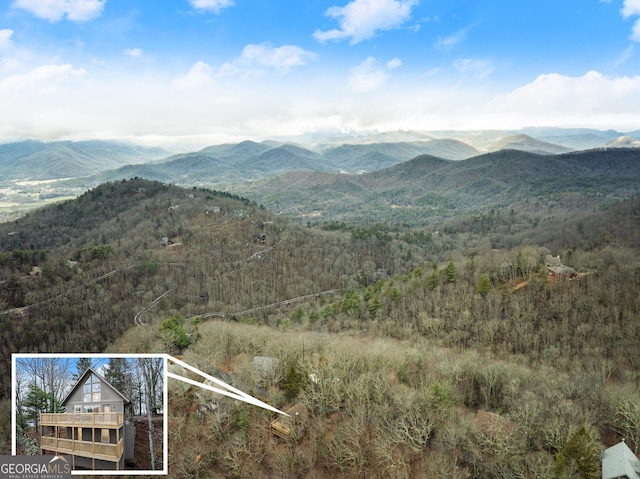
548,266 -> 577,275
546,255 -> 563,266
61,366 -> 131,406
602,441 -> 640,479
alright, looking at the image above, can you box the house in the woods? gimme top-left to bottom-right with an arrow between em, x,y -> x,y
602,441 -> 640,479
548,265 -> 578,280
39,367 -> 134,471
545,255 -> 578,280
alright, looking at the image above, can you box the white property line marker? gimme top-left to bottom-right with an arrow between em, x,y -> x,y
166,355 -> 289,416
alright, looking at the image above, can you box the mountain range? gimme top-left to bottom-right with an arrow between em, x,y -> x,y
0,127 -> 639,227
0,140 -> 170,182
1,127 -> 638,185
231,148 -> 640,225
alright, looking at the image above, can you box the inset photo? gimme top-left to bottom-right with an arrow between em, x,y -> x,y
12,353 -> 167,475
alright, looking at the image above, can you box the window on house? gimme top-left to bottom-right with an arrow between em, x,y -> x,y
82,374 -> 101,402
74,405 -> 81,413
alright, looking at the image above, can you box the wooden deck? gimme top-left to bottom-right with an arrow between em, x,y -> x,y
40,412 -> 124,428
40,436 -> 124,463
270,403 -> 307,440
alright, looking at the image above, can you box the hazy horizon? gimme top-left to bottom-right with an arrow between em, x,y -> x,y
1,0 -> 640,147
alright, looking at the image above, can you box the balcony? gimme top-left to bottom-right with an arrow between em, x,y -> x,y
40,436 -> 124,463
40,412 -> 124,428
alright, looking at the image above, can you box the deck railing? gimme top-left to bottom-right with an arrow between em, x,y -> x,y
40,436 -> 124,461
40,412 -> 124,427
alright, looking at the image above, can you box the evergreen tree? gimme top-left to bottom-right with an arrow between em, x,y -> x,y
282,363 -> 305,402
159,315 -> 191,354
553,426 -> 600,479
104,358 -> 132,399
427,272 -> 439,290
22,384 -> 62,428
73,357 -> 95,381
444,260 -> 458,284
23,384 -> 48,424
477,274 -> 492,297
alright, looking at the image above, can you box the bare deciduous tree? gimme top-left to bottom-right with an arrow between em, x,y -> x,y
136,357 -> 163,470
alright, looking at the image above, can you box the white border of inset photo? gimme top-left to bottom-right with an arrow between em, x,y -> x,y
12,353 -> 168,475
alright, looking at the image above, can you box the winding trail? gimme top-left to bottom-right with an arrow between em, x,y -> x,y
0,269 -> 119,316
134,289 -> 172,325
221,235 -> 287,277
183,289 -> 341,323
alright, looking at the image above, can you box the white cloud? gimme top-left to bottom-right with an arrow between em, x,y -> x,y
4,59 -> 640,147
12,0 -> 106,22
631,18 -> 640,42
453,58 -> 493,81
497,71 -> 640,125
219,43 -> 317,77
386,57 -> 402,70
619,0 -> 640,41
313,0 -> 418,44
622,0 -> 640,18
123,48 -> 143,58
436,28 -> 467,49
172,61 -> 214,90
349,56 -> 400,92
0,63 -> 86,91
241,44 -> 317,72
189,0 -> 234,14
0,29 -> 13,51
615,44 -> 634,65
420,67 -> 441,77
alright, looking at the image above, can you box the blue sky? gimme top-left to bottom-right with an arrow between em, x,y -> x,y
1,0 -> 640,147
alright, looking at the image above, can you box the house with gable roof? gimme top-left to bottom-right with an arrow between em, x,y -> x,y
39,366 -> 132,471
545,254 -> 578,280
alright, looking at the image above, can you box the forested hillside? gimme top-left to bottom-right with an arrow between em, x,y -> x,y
1,178 -> 639,478
0,140 -> 170,181
0,178 -> 432,400
232,148 -> 640,225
